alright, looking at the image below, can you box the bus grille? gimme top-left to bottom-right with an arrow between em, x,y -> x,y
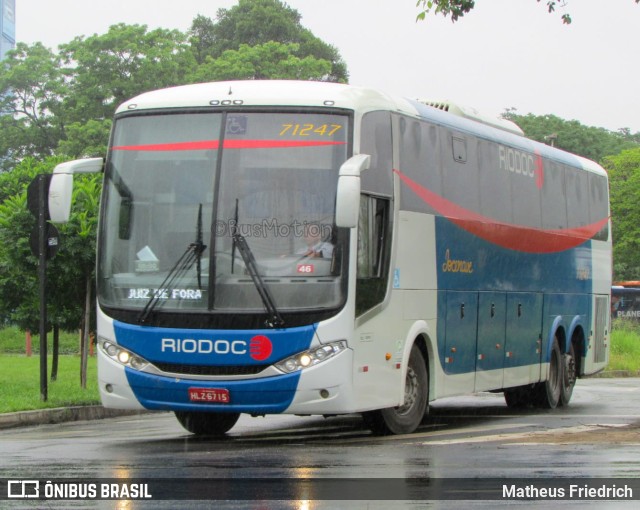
153,362 -> 268,377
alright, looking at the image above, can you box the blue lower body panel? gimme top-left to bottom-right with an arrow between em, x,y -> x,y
125,368 -> 301,414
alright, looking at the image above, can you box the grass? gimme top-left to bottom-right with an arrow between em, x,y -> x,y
0,321 -> 638,414
0,327 -> 99,413
0,355 -> 99,413
0,325 -> 83,354
608,319 -> 640,374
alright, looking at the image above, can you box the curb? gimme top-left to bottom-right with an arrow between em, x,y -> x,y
0,406 -> 150,431
592,370 -> 640,378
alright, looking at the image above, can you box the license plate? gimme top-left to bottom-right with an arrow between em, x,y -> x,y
188,388 -> 230,404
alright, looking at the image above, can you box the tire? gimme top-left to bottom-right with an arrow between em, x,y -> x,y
174,411 -> 240,436
362,345 -> 429,435
534,337 -> 562,409
560,342 -> 577,406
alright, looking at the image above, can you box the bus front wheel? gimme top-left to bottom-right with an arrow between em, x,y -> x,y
362,344 -> 428,435
174,411 -> 240,436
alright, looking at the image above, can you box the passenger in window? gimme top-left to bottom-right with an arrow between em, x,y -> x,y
299,224 -> 334,258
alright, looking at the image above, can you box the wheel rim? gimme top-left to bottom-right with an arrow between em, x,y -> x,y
549,347 -> 561,399
396,367 -> 419,416
564,352 -> 576,388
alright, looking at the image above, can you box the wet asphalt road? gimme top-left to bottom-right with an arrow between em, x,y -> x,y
1,378 -> 639,509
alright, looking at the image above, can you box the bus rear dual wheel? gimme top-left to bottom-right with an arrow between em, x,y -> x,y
362,344 -> 429,435
504,338 -> 576,409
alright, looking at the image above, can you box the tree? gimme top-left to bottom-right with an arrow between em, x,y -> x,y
0,26 -> 197,167
189,14 -> 217,65
416,1 -> 640,24
58,24 -> 197,131
0,12 -> 349,341
0,14 -> 348,166
190,0 -> 348,82
603,148 -> 640,280
0,157 -> 100,340
191,42 -> 332,82
502,111 -> 639,162
0,43 -> 66,169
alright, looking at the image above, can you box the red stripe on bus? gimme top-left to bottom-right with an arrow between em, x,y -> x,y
111,140 -> 346,151
394,169 -> 609,254
224,140 -> 346,149
112,140 -> 220,151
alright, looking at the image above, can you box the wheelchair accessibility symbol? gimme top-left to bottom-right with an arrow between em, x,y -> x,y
226,116 -> 248,135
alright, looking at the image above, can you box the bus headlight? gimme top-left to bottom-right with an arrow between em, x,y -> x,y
99,338 -> 149,372
275,341 -> 347,374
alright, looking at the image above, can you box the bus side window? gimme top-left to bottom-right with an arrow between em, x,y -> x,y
356,194 -> 391,315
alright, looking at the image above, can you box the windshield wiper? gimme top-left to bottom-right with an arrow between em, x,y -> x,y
232,199 -> 284,328
138,205 -> 207,324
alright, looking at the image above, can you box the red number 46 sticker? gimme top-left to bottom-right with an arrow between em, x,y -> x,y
297,264 -> 315,274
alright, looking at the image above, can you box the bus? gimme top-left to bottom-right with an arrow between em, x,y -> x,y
48,80 -> 612,435
611,286 -> 640,320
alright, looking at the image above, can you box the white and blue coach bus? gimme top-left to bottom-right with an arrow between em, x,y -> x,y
49,81 -> 611,435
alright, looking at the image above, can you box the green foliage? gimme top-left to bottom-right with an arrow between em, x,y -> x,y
0,2 -> 348,333
0,158 -> 63,328
0,43 -> 65,169
191,0 -> 348,82
59,24 -> 197,124
189,14 -> 217,65
191,42 -> 333,82
603,148 -> 640,280
503,111 -> 639,162
416,0 -> 476,22
57,119 -> 113,159
0,326 -> 83,354
0,2 -> 348,167
0,157 -> 101,331
416,1 -> 639,24
609,319 -> 640,374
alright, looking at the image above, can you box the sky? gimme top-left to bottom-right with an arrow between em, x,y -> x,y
14,0 -> 640,132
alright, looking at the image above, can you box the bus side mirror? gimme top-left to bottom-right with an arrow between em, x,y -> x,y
335,154 -> 370,228
49,158 -> 104,223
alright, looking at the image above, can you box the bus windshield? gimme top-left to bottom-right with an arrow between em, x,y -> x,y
98,111 -> 350,319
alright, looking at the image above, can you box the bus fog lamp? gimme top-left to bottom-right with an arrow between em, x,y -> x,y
130,357 -> 146,370
314,347 -> 329,361
275,341 -> 348,374
284,359 -> 298,372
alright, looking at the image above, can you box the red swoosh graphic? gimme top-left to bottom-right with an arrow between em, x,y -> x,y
394,169 -> 609,254
112,140 -> 346,151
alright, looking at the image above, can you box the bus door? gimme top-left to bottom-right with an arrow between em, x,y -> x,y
503,293 -> 544,387
475,292 -> 506,392
443,291 -> 478,379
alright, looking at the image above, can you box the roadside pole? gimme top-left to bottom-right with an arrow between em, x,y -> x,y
27,173 -> 60,402
37,174 -> 48,401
